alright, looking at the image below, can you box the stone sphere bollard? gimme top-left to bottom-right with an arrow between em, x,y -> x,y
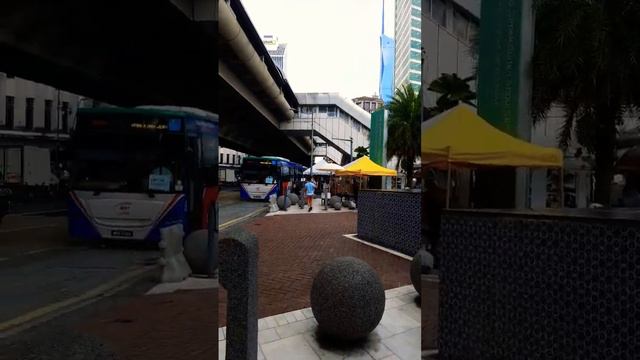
310,257 -> 385,340
410,249 -> 434,295
333,201 -> 342,210
329,196 -> 341,207
288,193 -> 299,205
183,229 -> 209,274
277,195 -> 291,210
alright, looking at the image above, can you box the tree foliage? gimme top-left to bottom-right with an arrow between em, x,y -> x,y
425,73 -> 477,119
531,0 -> 640,205
354,146 -> 369,159
387,84 -> 421,184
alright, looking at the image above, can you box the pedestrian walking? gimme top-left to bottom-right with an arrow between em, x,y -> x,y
304,177 -> 317,212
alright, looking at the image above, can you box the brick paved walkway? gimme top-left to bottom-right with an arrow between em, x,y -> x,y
79,287 -> 218,360
78,212 -> 410,359
219,212 -> 410,326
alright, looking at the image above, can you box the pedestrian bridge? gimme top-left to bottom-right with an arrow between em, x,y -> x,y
281,93 -> 372,165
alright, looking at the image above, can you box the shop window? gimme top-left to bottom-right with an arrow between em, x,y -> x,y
5,96 -> 14,129
453,10 -> 469,40
1,147 -> 22,184
432,0 -> 446,27
61,101 -> 70,132
44,100 -> 53,131
25,97 -> 34,129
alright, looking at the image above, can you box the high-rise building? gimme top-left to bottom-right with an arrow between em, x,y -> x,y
421,0 -> 479,111
394,0 -> 422,92
262,35 -> 288,78
379,0 -> 395,104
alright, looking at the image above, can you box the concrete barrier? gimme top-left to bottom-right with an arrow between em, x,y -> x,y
357,189 -> 422,256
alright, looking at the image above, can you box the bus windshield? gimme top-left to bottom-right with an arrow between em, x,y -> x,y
239,160 -> 278,184
71,116 -> 185,193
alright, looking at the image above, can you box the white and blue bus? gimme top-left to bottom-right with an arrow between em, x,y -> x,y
68,106 -> 219,244
238,156 -> 305,200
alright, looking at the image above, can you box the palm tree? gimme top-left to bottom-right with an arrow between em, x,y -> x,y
426,73 -> 476,119
387,84 -> 421,184
354,146 -> 369,159
531,0 -> 640,206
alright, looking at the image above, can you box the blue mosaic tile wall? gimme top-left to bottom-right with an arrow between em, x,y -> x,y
357,190 -> 421,256
440,211 -> 640,359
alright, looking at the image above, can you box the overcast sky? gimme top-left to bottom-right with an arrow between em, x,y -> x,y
241,0 -> 395,100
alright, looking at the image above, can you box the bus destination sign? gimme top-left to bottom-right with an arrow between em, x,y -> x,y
130,122 -> 168,130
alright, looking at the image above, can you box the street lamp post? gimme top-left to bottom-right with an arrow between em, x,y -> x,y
310,111 -> 314,177
333,136 -> 354,163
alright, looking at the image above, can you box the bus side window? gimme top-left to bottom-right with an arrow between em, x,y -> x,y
186,137 -> 200,212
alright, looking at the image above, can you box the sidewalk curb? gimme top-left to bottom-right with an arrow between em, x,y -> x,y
0,265 -> 158,337
219,206 -> 268,230
343,234 -> 413,260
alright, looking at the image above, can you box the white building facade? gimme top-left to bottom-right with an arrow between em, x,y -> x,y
0,73 -> 82,186
281,93 -> 371,166
395,0 -> 422,92
218,147 -> 247,184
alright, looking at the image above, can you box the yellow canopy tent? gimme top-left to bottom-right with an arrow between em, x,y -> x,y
421,104 -> 563,168
421,104 -> 564,207
335,156 -> 397,176
334,156 -> 397,194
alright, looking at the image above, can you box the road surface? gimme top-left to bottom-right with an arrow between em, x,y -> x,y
0,188 -> 265,339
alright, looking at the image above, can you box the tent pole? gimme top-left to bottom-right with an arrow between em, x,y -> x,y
446,162 -> 452,209
560,167 -> 564,208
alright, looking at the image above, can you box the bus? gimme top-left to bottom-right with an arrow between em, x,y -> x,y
238,156 -> 305,200
68,105 -> 219,243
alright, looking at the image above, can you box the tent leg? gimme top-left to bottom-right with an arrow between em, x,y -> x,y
560,167 -> 565,208
446,162 -> 452,209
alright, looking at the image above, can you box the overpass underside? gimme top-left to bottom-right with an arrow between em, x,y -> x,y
0,1 -> 217,109
0,0 -> 310,164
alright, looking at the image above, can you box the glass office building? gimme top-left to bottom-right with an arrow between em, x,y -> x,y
394,0 -> 421,92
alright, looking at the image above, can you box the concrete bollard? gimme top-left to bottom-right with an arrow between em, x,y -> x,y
220,228 -> 258,360
422,274 -> 440,352
158,224 -> 192,283
268,194 -> 279,212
